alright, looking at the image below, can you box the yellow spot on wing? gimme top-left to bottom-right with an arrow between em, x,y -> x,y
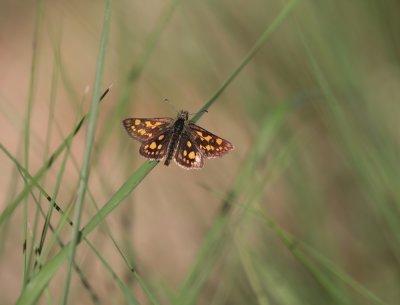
158,135 -> 165,140
145,121 -> 162,128
204,135 -> 212,142
216,138 -> 222,145
157,144 -> 162,149
187,141 -> 192,147
183,150 -> 187,156
134,119 -> 141,125
149,142 -> 157,149
196,131 -> 203,137
188,151 -> 195,159
138,129 -> 146,135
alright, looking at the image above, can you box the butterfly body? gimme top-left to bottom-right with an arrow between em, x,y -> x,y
164,110 -> 188,166
122,110 -> 233,169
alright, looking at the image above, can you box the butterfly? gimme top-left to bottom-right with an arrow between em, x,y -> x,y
122,110 -> 234,169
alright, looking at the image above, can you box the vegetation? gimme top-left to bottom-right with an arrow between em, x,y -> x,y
1,0 -> 399,304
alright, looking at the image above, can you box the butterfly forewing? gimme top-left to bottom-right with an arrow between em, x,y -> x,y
122,118 -> 173,142
139,131 -> 172,160
188,123 -> 234,158
174,132 -> 203,169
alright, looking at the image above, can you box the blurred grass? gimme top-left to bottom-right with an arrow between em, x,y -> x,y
22,0 -> 44,288
1,0 -> 400,305
60,1 -> 112,304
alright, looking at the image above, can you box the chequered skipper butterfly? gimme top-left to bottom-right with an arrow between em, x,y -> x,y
122,110 -> 234,169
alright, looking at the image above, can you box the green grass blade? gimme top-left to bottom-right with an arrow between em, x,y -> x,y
254,209 -> 388,305
133,272 -> 161,305
98,0 -> 183,151
85,240 -> 140,305
81,160 -> 158,235
303,246 -> 388,305
2,142 -> 155,304
125,0 -> 182,85
0,28 -> 110,229
35,137 -> 71,267
60,1 -> 113,304
15,160 -> 157,305
234,235 -> 271,305
0,114 -> 85,225
16,243 -> 70,305
22,0 -> 44,286
190,0 -> 299,123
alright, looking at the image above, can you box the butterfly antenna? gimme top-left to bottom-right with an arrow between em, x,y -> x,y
163,98 -> 179,113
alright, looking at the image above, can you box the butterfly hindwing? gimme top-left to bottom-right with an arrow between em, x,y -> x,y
174,132 -> 204,169
139,131 -> 172,160
122,118 -> 173,142
188,123 -> 234,158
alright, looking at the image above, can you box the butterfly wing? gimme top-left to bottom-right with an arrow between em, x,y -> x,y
174,132 -> 204,169
187,123 -> 234,158
122,118 -> 173,142
139,131 -> 173,160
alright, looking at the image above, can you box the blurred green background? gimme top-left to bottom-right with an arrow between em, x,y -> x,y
1,0 -> 400,304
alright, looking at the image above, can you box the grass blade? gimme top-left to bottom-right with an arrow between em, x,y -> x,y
60,1 -> 113,304
22,0 -> 44,287
15,160 -> 157,305
190,0 -> 299,123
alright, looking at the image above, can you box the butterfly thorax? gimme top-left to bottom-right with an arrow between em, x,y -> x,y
172,116 -> 185,133
164,110 -> 189,166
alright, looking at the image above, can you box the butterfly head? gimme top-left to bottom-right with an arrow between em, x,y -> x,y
177,110 -> 189,121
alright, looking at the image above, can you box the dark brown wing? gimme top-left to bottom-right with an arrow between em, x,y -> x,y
122,117 -> 173,142
139,131 -> 173,160
174,132 -> 204,169
187,123 -> 234,158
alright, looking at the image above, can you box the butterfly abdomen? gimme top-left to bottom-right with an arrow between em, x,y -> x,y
164,118 -> 185,166
164,133 -> 180,166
